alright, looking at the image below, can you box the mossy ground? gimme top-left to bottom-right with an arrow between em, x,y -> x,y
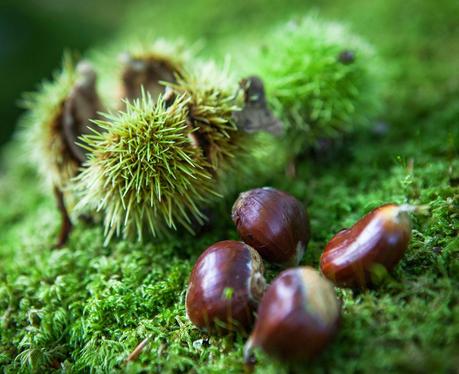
1,0 -> 458,372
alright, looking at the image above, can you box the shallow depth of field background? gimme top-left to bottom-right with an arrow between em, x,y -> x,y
0,0 -> 458,373
2,0 -> 456,146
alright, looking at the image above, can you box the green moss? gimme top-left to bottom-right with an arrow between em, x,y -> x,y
1,0 -> 459,373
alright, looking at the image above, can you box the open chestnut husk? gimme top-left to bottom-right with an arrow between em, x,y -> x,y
232,187 -> 310,267
244,267 -> 340,363
320,204 -> 412,288
186,240 -> 267,332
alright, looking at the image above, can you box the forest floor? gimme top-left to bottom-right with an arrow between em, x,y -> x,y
1,0 -> 458,372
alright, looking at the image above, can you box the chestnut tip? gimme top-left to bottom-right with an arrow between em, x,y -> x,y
118,52 -> 131,64
118,52 -> 145,71
76,60 -> 97,86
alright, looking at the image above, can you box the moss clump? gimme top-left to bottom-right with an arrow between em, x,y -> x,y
1,98 -> 457,372
252,15 -> 382,153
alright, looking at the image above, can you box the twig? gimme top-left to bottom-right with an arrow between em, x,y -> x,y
126,336 -> 152,363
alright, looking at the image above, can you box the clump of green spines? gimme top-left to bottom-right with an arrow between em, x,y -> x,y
22,55 -> 80,190
74,56 -> 250,243
168,60 -> 245,171
20,54 -> 103,247
255,15 -> 382,153
73,92 -> 218,243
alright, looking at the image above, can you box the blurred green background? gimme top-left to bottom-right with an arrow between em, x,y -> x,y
0,0 -> 130,146
2,0 -> 458,146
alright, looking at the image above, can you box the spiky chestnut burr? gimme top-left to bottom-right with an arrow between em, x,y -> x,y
232,187 -> 310,267
244,267 -> 340,363
167,60 -> 246,172
118,39 -> 192,103
73,91 -> 220,244
75,58 -> 277,243
186,240 -> 266,332
320,204 -> 412,288
252,15 -> 382,155
22,55 -> 102,247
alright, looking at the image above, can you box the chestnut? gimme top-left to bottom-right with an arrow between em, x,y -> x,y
232,187 -> 310,267
244,267 -> 340,363
320,203 -> 412,288
186,240 -> 267,332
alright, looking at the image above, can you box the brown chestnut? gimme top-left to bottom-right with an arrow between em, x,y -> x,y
232,187 -> 310,267
186,240 -> 267,332
320,204 -> 412,288
244,267 -> 340,363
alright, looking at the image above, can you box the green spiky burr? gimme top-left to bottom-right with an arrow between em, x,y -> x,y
21,54 -> 102,247
23,55 -> 78,189
252,15 -> 382,155
73,58 -> 247,243
167,60 -> 246,171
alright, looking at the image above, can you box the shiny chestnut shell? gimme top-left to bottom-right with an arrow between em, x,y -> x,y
232,187 -> 310,267
244,267 -> 340,363
186,240 -> 266,332
320,204 -> 412,288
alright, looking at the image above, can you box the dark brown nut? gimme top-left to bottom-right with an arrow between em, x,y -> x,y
244,267 -> 340,363
320,204 -> 412,288
232,187 -> 310,267
186,240 -> 266,333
